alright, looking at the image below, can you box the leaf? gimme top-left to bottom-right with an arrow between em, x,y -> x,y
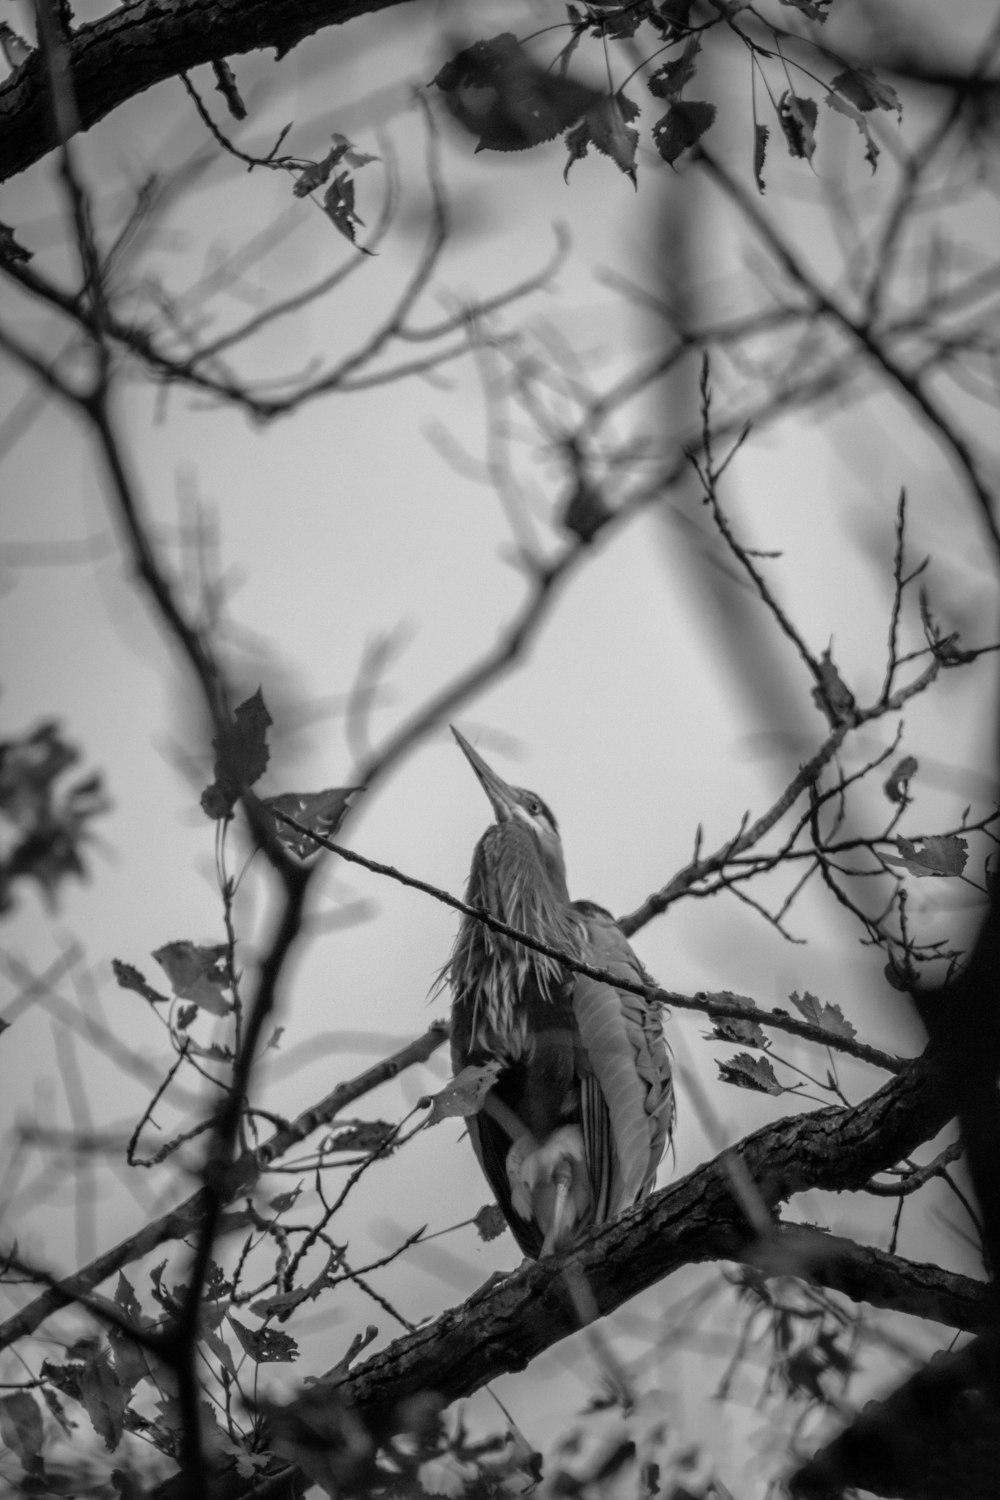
884,834 -> 968,878
777,92 -> 818,163
294,134 -> 378,196
153,940 -> 232,1015
229,1315 -> 299,1364
647,37 -> 701,100
434,33 -> 599,153
563,91 -> 640,184
830,66 -> 901,117
811,647 -> 855,724
323,172 -> 373,253
421,1061 -> 502,1125
824,91 -> 880,172
707,1016 -> 767,1049
718,1052 -> 782,1095
753,122 -> 769,193
652,100 -> 716,165
789,990 -> 857,1041
473,1203 -> 508,1242
884,755 -> 918,804
0,1391 -> 44,1469
77,1343 -> 127,1451
559,478 -> 612,540
200,688 -> 272,819
262,786 -> 362,858
112,959 -> 169,1006
778,0 -> 831,19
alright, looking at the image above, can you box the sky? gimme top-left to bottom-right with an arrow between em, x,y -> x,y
2,0 -> 999,1492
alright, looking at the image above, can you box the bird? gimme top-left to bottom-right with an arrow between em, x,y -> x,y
445,727 -> 674,1258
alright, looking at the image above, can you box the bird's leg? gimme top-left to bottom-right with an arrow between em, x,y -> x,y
540,1157 -> 575,1257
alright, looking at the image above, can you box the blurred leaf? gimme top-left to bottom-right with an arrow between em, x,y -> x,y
559,478 -> 612,540
434,33 -> 599,152
777,92 -> 818,162
652,100 -> 716,164
0,1390 -> 44,1469
885,833 -> 968,878
830,66 -> 901,116
474,1203 -> 508,1242
789,990 -> 857,1041
200,688 -> 272,820
263,786 -> 362,858
77,1343 -> 127,1451
422,1061 -> 503,1124
153,940 -> 232,1015
778,0 -> 831,19
884,755 -> 918,804
718,1052 -> 782,1094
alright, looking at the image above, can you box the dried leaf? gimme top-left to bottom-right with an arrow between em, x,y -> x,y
789,990 -> 857,1041
153,940 -> 232,1015
718,1052 -> 782,1095
707,1016 -> 767,1049
652,100 -> 716,165
884,755 -> 918,804
824,90 -> 880,172
229,1315 -> 298,1364
323,172 -> 372,253
112,959 -> 169,1006
200,688 -> 272,820
811,647 -> 856,724
753,122 -> 769,193
422,1061 -> 502,1125
473,1203 -> 508,1242
777,92 -> 818,163
263,786 -> 362,858
884,834 -> 968,878
777,0 -> 831,19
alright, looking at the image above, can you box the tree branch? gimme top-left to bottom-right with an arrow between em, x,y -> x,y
0,0 -> 420,184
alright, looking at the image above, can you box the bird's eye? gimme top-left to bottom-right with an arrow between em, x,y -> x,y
527,798 -> 541,816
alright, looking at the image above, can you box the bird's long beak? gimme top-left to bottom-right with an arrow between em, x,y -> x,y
451,726 -> 519,823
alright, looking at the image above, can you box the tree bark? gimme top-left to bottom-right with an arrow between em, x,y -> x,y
0,0 -> 421,184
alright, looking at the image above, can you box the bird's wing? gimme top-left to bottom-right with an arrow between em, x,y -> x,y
570,901 -> 674,1213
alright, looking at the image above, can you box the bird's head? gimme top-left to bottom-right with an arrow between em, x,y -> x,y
451,726 -> 566,890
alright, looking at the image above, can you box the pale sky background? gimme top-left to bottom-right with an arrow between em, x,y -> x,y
1,0 -> 999,1492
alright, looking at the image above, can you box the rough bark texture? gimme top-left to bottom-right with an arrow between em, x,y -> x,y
0,0 -> 420,184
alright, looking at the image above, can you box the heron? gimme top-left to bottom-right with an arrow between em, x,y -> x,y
446,728 -> 674,1258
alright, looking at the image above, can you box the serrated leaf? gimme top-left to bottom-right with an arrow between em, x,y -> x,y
200,688 -> 272,820
884,833 -> 968,878
153,941 -> 232,1015
473,1203 -> 508,1242
708,1017 -> 767,1048
652,100 -> 716,165
78,1345 -> 127,1451
422,1062 -> 502,1125
884,755 -> 918,804
434,33 -> 599,152
753,122 -> 769,193
229,1315 -> 298,1364
777,92 -> 818,163
0,1391 -> 44,1468
718,1052 -> 782,1094
563,91 -> 640,184
262,786 -> 362,858
789,990 -> 857,1041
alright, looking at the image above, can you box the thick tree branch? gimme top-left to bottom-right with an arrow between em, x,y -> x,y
0,0 -> 419,185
